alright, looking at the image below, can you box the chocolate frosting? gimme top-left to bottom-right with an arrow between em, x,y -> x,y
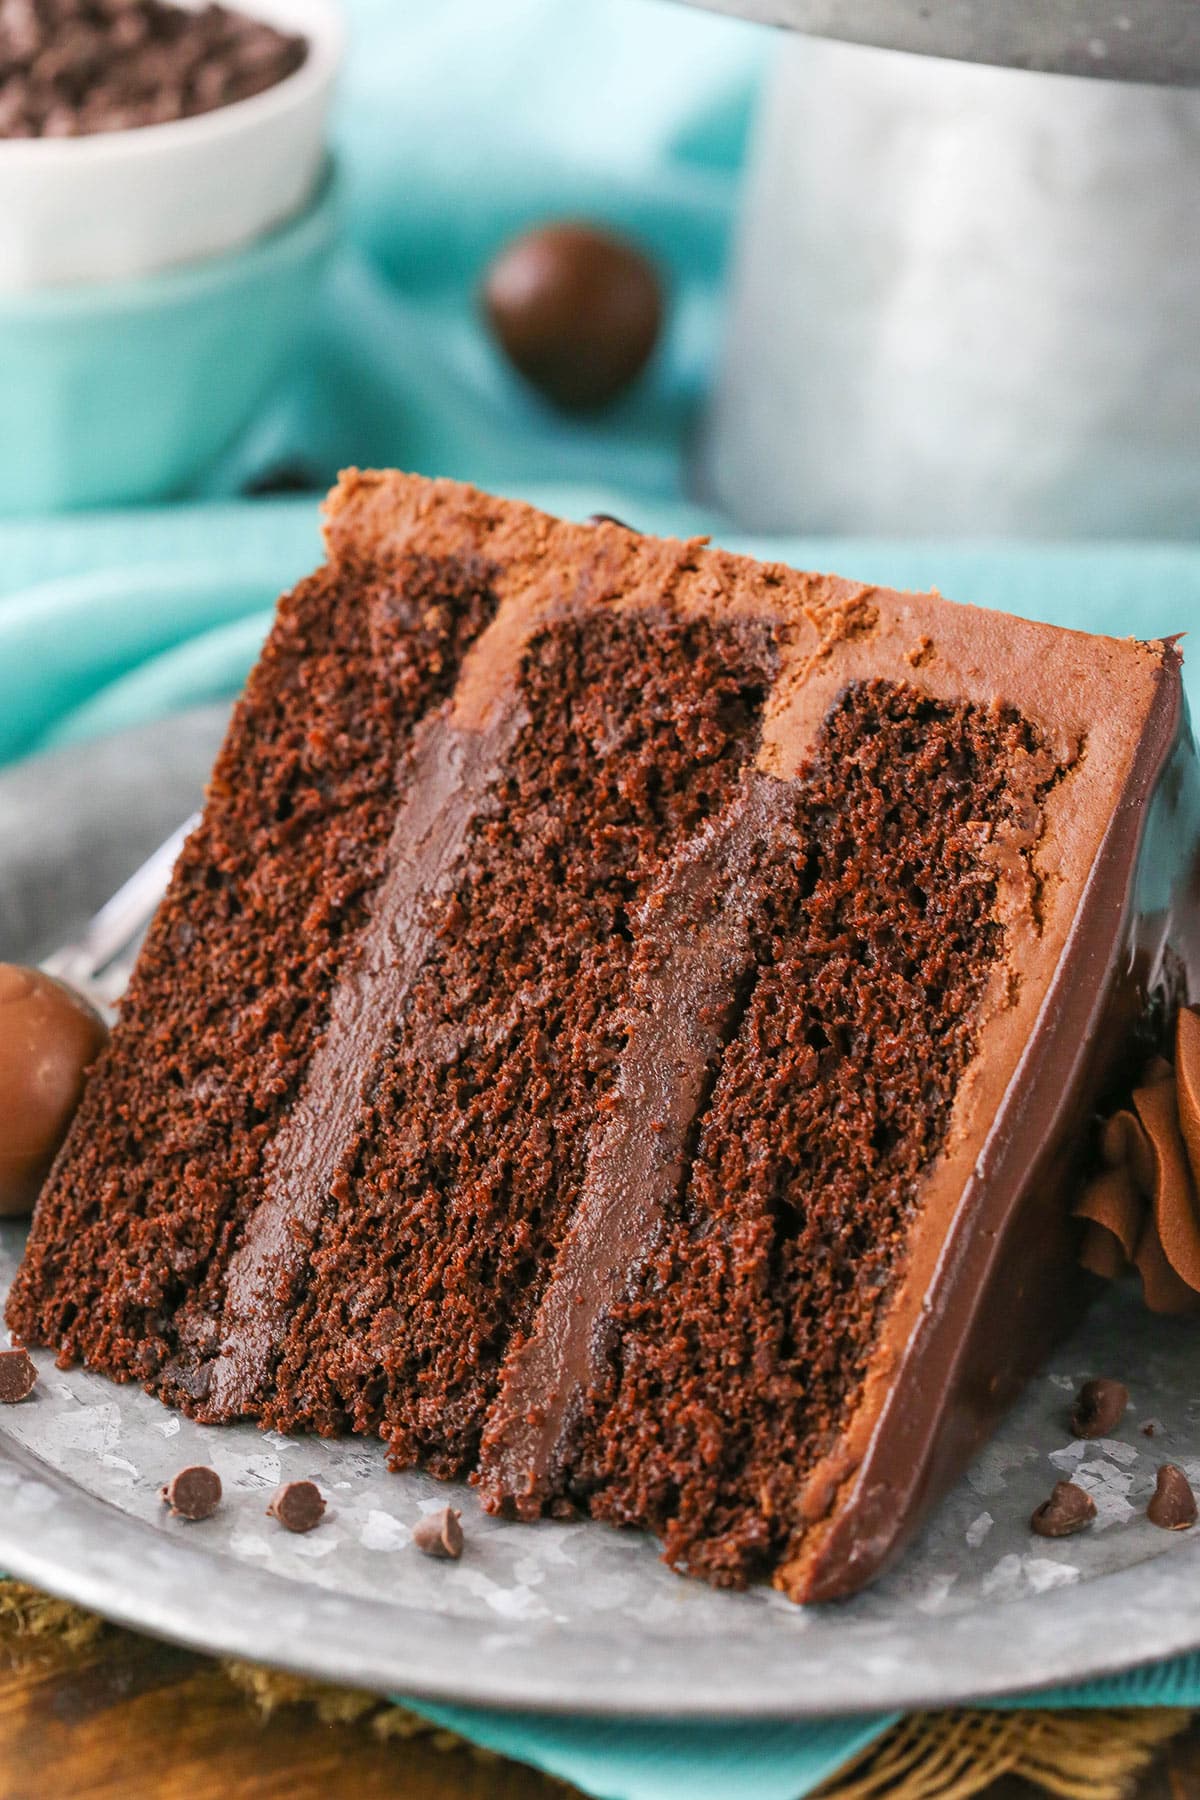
1075,1006 -> 1200,1313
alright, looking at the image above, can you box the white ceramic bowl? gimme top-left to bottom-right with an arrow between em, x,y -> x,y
0,0 -> 344,293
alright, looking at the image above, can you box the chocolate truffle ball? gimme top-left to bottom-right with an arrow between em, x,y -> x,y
481,222 -> 663,412
0,965 -> 108,1216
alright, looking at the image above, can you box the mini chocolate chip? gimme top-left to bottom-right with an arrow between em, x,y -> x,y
160,1465 -> 221,1521
412,1506 -> 463,1560
1142,1420 -> 1158,1437
1147,1464 -> 1197,1530
586,512 -> 636,530
266,1479 -> 325,1533
1031,1481 -> 1096,1538
1070,1377 -> 1128,1439
0,1348 -> 37,1403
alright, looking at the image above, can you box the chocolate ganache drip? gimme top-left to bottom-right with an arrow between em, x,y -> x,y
1075,1006 -> 1200,1313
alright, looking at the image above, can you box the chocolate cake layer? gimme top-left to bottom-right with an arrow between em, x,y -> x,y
10,472 -> 1200,1602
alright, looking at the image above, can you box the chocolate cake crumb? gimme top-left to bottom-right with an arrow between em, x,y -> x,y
411,1507 -> 463,1560
1071,1377 -> 1128,1440
160,1465 -> 221,1521
267,1479 -> 325,1533
1031,1481 -> 1096,1538
1147,1464 -> 1197,1530
0,1348 -> 36,1402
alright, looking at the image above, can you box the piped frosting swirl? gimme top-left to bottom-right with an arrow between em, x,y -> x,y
1075,1006 -> 1200,1313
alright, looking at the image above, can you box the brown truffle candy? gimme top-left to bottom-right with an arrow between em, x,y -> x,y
0,965 -> 108,1217
481,222 -> 663,412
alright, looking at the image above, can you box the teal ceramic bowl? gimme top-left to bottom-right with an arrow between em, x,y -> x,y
0,168 -> 338,515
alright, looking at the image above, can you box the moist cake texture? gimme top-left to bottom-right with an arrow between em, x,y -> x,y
10,473 -> 1200,1601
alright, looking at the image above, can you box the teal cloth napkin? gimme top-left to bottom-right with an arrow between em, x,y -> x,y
4,3 -> 1200,1794
3,497 -> 1198,766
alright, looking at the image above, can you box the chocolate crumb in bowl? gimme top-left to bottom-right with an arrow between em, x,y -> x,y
481,222 -> 663,412
0,0 -> 307,140
1070,1376 -> 1129,1439
0,964 -> 109,1218
0,1348 -> 37,1403
266,1479 -> 325,1533
1147,1464 -> 1198,1530
1030,1481 -> 1096,1538
160,1465 -> 222,1521
412,1506 -> 464,1560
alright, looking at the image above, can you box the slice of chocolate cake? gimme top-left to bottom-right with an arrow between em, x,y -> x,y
10,472 -> 1200,1601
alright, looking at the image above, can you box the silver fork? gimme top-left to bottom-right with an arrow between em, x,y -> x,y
40,814 -> 200,1014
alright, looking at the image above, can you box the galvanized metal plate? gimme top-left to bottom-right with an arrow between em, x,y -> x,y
2,713 -> 1200,1716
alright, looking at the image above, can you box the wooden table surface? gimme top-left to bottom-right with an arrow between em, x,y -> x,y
1,1614 -> 1197,1800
